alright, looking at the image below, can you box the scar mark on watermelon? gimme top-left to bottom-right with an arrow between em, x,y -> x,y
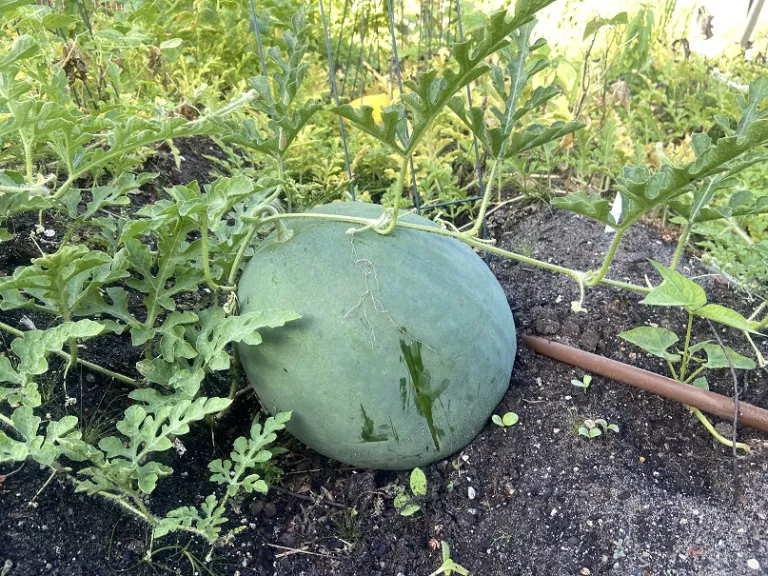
359,404 -> 389,443
344,235 -> 435,351
399,339 -> 448,451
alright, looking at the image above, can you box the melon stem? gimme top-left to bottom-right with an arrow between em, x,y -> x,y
466,156 -> 502,238
377,156 -> 410,235
249,212 -> 652,297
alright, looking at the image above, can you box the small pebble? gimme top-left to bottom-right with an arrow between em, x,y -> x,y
747,559 -> 760,570
468,487 -> 476,500
43,229 -> 56,238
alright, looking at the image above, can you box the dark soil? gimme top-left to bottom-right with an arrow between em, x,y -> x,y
2,138 -> 767,576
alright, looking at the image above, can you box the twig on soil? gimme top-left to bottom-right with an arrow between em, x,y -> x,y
234,386 -> 254,399
270,485 -> 347,509
706,319 -> 743,506
29,468 -> 57,503
266,543 -> 340,559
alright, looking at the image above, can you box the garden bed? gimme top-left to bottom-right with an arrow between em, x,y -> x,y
1,141 -> 767,576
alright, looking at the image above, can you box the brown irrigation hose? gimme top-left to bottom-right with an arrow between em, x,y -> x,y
522,334 -> 768,434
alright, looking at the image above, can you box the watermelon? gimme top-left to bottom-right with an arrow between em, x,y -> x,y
237,202 -> 516,469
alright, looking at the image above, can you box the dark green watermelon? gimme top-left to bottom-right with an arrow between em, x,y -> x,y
237,202 -> 516,469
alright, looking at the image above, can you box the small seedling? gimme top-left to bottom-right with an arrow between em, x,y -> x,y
571,374 -> 592,392
491,412 -> 519,428
394,467 -> 428,516
612,538 -> 627,560
578,418 -> 619,439
428,541 -> 471,576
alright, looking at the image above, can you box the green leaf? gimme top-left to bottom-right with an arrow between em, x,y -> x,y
692,377 -> 709,391
0,430 -> 28,462
10,320 -> 104,376
0,181 -> 53,219
615,100 -> 768,226
491,414 -> 503,426
669,153 -> 768,223
490,21 -> 547,132
618,326 -> 681,361
340,1 -> 558,156
98,436 -> 131,459
640,260 -> 707,310
330,104 -> 408,155
502,412 -> 519,426
11,405 -> 41,441
700,343 -> 756,370
228,9 -> 321,158
669,175 -> 735,223
0,355 -> 22,385
694,304 -> 757,333
0,0 -> 34,17
167,175 -> 257,225
398,502 -> 421,517
195,307 -> 300,372
122,214 -> 204,324
0,245 -> 129,319
156,312 -> 199,363
551,190 -> 616,226
0,35 -> 39,71
449,20 -> 580,159
41,13 -> 77,30
504,120 -> 584,158
736,77 -> 768,136
159,38 -> 183,50
583,13 -> 627,39
393,492 -> 410,510
690,133 -> 711,157
410,467 -> 427,496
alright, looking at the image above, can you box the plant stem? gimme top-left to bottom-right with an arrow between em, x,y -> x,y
671,221 -> 692,270
277,154 -> 291,212
0,184 -> 50,195
599,277 -> 650,295
679,311 -> 694,382
467,156 -> 502,237
727,218 -> 753,244
200,215 -> 220,295
690,407 -> 750,452
585,228 -> 626,286
666,360 -> 679,381
684,365 -> 705,384
748,301 -> 766,322
21,135 -> 34,185
744,331 -> 766,367
250,212 -> 651,294
378,156 -> 410,235
98,490 -> 156,523
0,319 -> 139,386
223,195 -> 282,289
